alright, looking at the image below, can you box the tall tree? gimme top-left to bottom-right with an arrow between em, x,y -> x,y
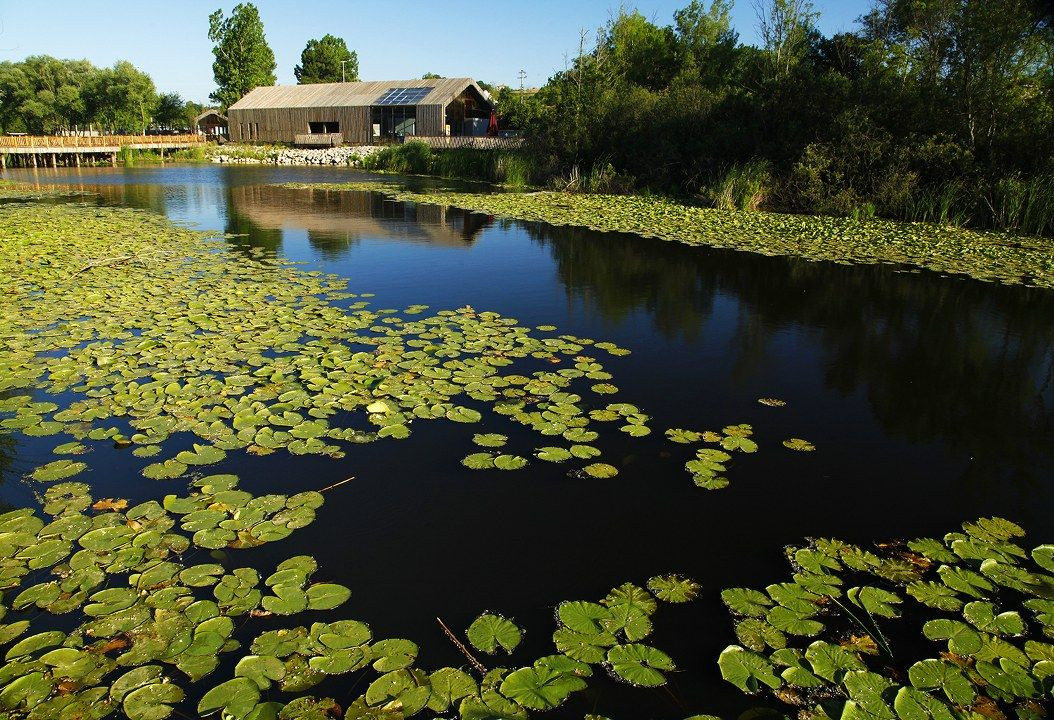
87,61 -> 157,133
602,10 -> 682,91
208,3 -> 276,108
754,0 -> 819,80
295,34 -> 358,83
674,0 -> 739,85
154,92 -> 186,129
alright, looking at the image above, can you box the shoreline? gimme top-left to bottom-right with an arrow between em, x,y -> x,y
280,181 -> 1054,290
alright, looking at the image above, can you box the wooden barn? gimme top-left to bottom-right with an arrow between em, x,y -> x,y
226,78 -> 493,145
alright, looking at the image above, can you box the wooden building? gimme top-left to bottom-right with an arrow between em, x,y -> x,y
226,78 -> 492,145
194,109 -> 228,138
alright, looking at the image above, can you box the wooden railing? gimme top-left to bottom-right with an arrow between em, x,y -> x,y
0,134 -> 205,148
411,136 -> 524,150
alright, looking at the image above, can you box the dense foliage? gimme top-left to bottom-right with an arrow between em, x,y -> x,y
208,3 -> 277,109
503,0 -> 1054,235
0,57 -> 195,135
294,34 -> 359,84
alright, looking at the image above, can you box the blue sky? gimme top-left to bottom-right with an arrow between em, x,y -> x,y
0,0 -> 871,103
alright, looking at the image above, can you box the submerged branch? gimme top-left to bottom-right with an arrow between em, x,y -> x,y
436,616 -> 487,675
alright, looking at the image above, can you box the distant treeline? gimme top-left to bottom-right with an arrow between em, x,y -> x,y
0,56 -> 201,135
498,0 -> 1054,235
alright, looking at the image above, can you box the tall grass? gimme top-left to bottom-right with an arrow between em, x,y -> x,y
899,181 -> 970,227
704,160 -> 772,211
987,174 -> 1054,236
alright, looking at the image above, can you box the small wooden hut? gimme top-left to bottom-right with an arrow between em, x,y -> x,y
226,78 -> 492,145
194,110 -> 228,138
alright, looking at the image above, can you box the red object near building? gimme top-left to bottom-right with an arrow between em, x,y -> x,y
487,111 -> 499,136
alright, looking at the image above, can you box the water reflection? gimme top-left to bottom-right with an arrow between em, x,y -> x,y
223,185 -> 490,258
527,222 -> 1054,494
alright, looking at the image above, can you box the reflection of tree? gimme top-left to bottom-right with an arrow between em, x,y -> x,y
86,182 -> 168,215
223,185 -> 284,257
0,391 -> 17,487
306,229 -> 357,261
524,224 -> 715,340
528,223 -> 1054,492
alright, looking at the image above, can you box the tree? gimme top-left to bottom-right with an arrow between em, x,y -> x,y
208,3 -> 276,108
294,34 -> 358,84
90,61 -> 157,133
754,0 -> 820,80
184,100 -> 205,130
154,92 -> 186,129
421,72 -> 444,79
674,0 -> 739,85
602,10 -> 682,91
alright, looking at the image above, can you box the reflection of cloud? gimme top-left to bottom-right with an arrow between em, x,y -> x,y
227,185 -> 490,253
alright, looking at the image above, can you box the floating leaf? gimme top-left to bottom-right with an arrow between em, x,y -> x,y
647,574 -> 701,603
582,463 -> 618,478
718,645 -> 781,694
922,619 -> 983,654
30,460 -> 87,482
499,664 -> 586,710
467,613 -> 522,654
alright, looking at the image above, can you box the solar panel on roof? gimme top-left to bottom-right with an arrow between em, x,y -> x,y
375,87 -> 432,105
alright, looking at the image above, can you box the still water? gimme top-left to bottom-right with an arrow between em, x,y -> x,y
3,164 -> 1053,718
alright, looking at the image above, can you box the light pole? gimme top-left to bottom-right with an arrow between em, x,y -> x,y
341,60 -> 352,83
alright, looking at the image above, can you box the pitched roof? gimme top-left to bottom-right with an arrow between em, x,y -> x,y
228,78 -> 489,110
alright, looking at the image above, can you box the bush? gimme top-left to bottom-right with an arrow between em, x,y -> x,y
361,141 -> 434,174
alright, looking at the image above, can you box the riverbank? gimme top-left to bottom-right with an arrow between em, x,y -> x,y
281,181 -> 1054,289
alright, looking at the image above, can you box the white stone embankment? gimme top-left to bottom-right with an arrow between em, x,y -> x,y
209,146 -> 382,166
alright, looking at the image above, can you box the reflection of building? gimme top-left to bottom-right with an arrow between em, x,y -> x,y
227,78 -> 492,145
194,110 -> 228,138
227,184 -> 490,248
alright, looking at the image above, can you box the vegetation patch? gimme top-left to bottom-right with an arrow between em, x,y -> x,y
278,182 -> 1054,289
718,517 -> 1054,719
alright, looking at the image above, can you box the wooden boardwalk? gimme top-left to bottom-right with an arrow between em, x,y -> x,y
0,134 -> 205,168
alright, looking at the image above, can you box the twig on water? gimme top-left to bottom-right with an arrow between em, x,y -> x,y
70,255 -> 136,277
319,476 -> 355,493
436,616 -> 487,675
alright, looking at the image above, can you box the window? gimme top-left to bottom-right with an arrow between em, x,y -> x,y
370,106 -> 416,140
309,121 -> 340,134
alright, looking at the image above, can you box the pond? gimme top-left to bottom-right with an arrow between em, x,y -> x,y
1,164 -> 1053,719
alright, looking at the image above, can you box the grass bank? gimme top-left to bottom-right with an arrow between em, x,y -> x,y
280,181 -> 1054,289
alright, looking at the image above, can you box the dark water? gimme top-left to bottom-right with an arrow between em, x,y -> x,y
3,164 -> 1053,718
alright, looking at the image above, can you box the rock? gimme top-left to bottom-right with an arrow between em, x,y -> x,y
209,145 -> 382,167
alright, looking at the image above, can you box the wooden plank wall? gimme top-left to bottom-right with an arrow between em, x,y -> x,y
417,105 -> 445,136
228,106 -> 371,144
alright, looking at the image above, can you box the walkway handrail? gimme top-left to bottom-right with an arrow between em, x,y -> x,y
0,134 -> 205,148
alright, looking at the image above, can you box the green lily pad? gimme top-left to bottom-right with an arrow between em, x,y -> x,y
718,645 -> 781,694
467,613 -> 522,654
30,460 -> 88,482
647,574 -> 701,603
499,664 -> 586,710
